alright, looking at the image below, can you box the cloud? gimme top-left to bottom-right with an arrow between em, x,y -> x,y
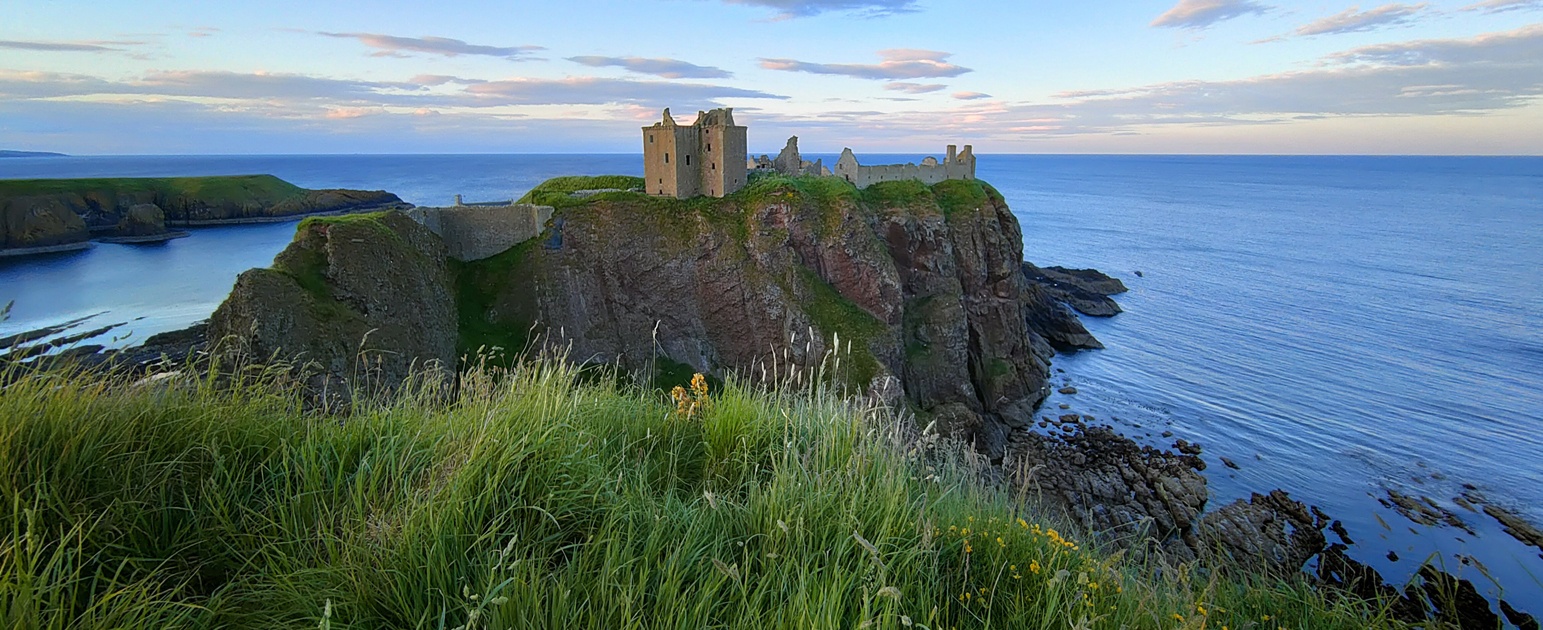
1151,0 -> 1271,29
567,56 -> 732,79
720,0 -> 919,19
318,32 -> 544,60
759,49 -> 970,80
463,77 -> 785,106
1460,0 -> 1542,11
1291,3 -> 1429,37
952,91 -> 992,100
883,82 -> 946,93
1048,25 -> 1543,122
0,39 -> 125,52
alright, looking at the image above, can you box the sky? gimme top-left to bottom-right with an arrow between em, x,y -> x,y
1,0 -> 1540,155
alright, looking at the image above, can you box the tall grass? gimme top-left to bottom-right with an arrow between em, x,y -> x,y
0,355 -> 1410,629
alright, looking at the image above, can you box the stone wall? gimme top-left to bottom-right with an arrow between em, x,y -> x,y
834,145 -> 977,189
407,203 -> 554,262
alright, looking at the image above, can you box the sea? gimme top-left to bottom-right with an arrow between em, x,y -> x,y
2,154 -> 1541,611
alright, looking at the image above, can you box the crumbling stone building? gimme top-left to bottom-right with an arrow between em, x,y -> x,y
642,108 -> 748,199
834,145 -> 976,189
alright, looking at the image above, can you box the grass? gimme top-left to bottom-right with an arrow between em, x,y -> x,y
0,355 -> 1414,629
0,175 -> 306,207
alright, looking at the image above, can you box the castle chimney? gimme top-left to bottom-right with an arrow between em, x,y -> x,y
454,194 -> 463,206
947,145 -> 957,163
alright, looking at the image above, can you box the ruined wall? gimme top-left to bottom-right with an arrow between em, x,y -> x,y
407,203 -> 554,262
834,145 -> 977,189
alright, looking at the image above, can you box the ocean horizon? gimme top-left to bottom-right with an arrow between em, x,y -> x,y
3,153 -> 1541,608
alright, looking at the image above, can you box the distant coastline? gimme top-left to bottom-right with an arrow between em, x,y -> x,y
0,150 -> 67,158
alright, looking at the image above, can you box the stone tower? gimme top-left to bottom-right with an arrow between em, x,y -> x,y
642,108 -> 748,199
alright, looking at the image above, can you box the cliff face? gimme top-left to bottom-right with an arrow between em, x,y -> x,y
0,195 -> 90,250
0,176 -> 406,253
206,176 -> 1061,454
208,212 -> 457,391
459,177 -> 1051,455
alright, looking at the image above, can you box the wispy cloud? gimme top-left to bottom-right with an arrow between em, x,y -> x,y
463,77 -> 785,106
759,49 -> 970,80
952,91 -> 992,100
720,0 -> 919,19
318,32 -> 544,59
0,39 -> 135,52
567,56 -> 732,79
1291,3 -> 1430,37
1151,0 -> 1271,29
1460,0 -> 1542,11
884,82 -> 946,93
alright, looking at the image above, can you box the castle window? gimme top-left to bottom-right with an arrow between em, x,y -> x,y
707,142 -> 712,152
649,135 -> 654,144
685,154 -> 691,166
664,153 -> 669,164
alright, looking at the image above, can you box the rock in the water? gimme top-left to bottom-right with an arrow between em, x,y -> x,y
1022,262 -> 1125,317
1197,490 -> 1328,576
1058,386 -> 1078,395
208,211 -> 457,393
1005,423 -> 1208,551
116,203 -> 166,236
1221,456 -> 1240,470
1021,281 -> 1103,351
1480,503 -> 1543,554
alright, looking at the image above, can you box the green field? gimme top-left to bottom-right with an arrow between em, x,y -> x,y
0,354 -> 1413,629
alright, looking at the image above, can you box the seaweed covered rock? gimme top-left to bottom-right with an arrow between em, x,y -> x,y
208,211 -> 456,391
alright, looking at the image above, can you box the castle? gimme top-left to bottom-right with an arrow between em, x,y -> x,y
643,107 -> 975,198
642,108 -> 748,199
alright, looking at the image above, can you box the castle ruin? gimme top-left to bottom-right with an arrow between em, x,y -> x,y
833,145 -> 976,189
642,108 -> 748,199
644,107 -> 977,197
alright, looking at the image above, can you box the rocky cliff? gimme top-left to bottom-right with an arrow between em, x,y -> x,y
208,212 -> 457,397
0,175 -> 407,254
457,176 -> 1051,455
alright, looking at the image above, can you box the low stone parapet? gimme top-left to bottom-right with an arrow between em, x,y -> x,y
406,203 -> 555,262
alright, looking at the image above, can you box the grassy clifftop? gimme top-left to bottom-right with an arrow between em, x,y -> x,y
0,358 -> 1409,628
0,174 -> 306,206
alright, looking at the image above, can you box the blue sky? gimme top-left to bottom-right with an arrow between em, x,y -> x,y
1,0 -> 1539,154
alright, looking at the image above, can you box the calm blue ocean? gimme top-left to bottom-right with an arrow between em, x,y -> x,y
2,154 -> 1540,608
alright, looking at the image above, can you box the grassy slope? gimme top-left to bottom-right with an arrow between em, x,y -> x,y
0,175 -> 306,205
0,359 -> 1409,629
